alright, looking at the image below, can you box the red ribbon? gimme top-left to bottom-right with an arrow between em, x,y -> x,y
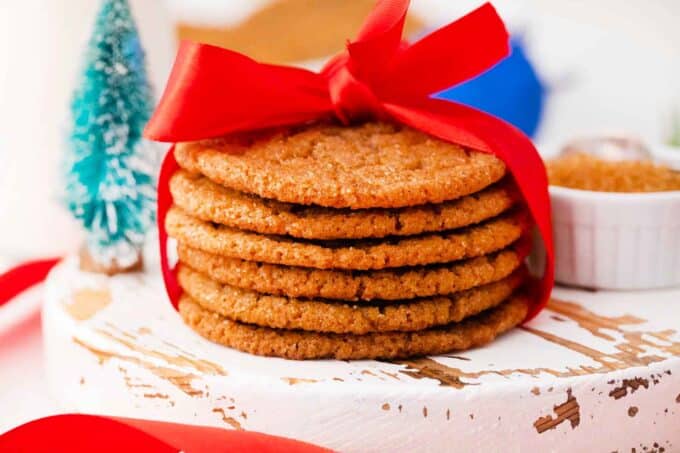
0,257 -> 60,310
146,0 -> 554,320
0,415 -> 331,452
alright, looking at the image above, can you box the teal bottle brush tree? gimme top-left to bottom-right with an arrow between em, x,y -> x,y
65,0 -> 157,274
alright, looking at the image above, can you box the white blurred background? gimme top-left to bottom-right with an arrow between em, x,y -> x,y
0,0 -> 678,259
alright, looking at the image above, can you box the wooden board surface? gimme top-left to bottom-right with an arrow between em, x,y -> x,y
43,257 -> 680,452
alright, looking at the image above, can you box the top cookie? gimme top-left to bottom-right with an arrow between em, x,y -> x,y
174,122 -> 507,209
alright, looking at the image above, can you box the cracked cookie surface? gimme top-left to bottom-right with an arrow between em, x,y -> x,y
178,265 -> 526,334
166,207 -> 527,270
177,244 -> 524,301
178,294 -> 529,360
170,170 -> 517,240
174,122 -> 507,209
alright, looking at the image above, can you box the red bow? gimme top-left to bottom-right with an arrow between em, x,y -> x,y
146,0 -> 554,320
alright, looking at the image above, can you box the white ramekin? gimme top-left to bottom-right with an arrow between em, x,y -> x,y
654,144 -> 680,169
550,186 -> 680,290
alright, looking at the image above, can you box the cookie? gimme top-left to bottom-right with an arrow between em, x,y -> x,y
170,170 -> 517,240
174,122 -> 507,209
178,265 -> 525,334
178,244 -> 524,301
178,294 -> 529,360
166,208 -> 527,270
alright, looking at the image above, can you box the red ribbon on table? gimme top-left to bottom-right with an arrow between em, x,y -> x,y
0,258 -> 60,306
0,415 -> 331,452
146,0 -> 554,320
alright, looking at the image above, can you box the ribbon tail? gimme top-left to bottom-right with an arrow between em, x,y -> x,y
157,148 -> 182,309
0,258 -> 61,309
385,99 -> 554,320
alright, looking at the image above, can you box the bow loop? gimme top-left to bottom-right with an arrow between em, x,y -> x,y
145,42 -> 333,142
345,0 -> 410,88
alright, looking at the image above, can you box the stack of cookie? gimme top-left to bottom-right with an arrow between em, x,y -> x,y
167,122 -> 532,360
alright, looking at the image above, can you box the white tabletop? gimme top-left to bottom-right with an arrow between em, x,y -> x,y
39,257 -> 680,452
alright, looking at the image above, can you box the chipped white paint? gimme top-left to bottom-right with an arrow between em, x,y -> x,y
43,257 -> 680,452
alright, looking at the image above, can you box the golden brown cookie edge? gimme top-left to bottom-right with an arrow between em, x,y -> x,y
178,294 -> 529,360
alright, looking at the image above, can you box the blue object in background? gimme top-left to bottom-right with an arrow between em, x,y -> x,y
436,38 -> 545,138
